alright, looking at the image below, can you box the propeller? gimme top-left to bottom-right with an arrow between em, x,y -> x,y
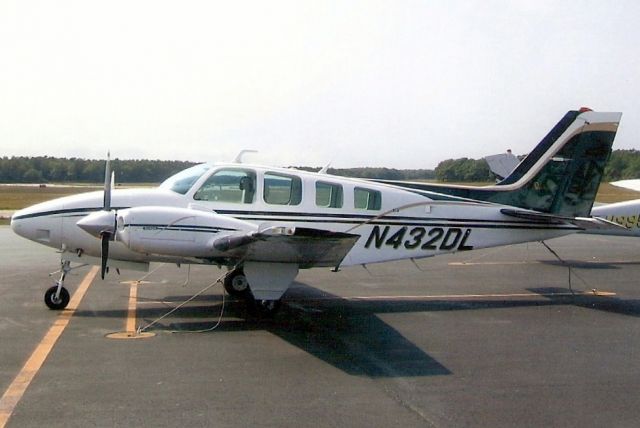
103,152 -> 111,211
99,152 -> 116,279
76,152 -> 117,279
101,231 -> 110,279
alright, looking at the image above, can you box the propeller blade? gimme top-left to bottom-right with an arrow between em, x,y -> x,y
103,152 -> 111,211
101,233 -> 110,279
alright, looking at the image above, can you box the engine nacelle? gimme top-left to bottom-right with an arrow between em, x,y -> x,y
115,206 -> 257,258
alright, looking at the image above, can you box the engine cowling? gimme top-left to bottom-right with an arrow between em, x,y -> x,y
115,206 -> 258,258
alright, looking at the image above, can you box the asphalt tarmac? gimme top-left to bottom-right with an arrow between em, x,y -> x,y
1,226 -> 640,427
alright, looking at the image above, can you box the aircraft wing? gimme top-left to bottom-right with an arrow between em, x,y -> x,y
212,227 -> 360,268
93,207 -> 360,269
500,208 -> 626,231
610,179 -> 640,192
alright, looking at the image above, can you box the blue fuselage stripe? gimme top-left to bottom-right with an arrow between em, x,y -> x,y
16,207 -> 578,232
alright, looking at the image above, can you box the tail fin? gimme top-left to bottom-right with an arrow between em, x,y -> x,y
495,109 -> 590,186
378,108 -> 622,217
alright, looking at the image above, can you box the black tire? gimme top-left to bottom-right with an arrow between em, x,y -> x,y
44,285 -> 70,310
223,269 -> 250,297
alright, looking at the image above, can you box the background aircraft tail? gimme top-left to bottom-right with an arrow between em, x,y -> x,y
377,108 -> 622,217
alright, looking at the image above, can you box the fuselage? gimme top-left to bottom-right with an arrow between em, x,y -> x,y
590,200 -> 640,236
11,162 -> 580,268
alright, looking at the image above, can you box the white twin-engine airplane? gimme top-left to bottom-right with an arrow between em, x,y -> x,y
11,108 -> 622,315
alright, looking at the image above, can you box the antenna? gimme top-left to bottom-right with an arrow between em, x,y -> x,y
319,161 -> 332,174
232,149 -> 258,164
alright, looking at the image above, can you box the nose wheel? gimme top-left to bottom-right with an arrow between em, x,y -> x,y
44,260 -> 72,310
44,284 -> 70,310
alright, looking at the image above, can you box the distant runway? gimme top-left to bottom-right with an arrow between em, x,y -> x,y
1,227 -> 640,427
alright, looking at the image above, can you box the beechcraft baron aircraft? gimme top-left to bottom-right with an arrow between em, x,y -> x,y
11,108 -> 621,315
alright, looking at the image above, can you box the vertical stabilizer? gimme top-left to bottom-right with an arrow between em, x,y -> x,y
375,109 -> 622,217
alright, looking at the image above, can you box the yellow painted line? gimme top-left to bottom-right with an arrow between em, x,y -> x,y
119,280 -> 152,286
105,281 -> 154,340
0,266 -> 98,428
126,281 -> 138,334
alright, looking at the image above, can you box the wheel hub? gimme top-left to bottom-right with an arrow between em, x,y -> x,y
231,275 -> 248,292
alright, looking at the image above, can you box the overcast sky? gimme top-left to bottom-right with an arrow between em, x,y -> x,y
1,1 -> 638,169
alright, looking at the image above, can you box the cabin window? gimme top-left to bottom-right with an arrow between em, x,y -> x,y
354,187 -> 381,210
315,181 -> 343,208
264,172 -> 302,205
193,169 -> 256,203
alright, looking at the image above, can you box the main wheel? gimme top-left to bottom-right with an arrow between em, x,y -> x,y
223,269 -> 250,297
44,285 -> 70,310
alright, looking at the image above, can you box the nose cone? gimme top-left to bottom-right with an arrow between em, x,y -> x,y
10,203 -> 62,246
11,206 -> 40,240
10,209 -> 24,236
77,211 -> 117,238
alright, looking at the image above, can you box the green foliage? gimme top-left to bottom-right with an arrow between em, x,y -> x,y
0,156 -> 197,184
0,156 -> 435,184
433,150 -> 640,183
293,167 -> 435,181
2,149 -> 637,184
434,158 -> 492,182
604,149 -> 640,181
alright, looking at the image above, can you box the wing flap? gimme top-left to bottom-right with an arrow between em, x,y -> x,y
214,227 -> 360,268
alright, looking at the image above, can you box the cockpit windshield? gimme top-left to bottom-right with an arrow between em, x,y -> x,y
159,164 -> 211,195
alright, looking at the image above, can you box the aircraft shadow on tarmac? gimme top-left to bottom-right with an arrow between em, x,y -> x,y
540,259 -> 640,269
528,287 -> 640,318
74,280 -> 640,378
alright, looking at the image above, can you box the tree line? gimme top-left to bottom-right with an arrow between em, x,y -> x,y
293,166 -> 436,181
0,150 -> 638,184
433,149 -> 640,182
603,150 -> 640,181
0,157 -> 197,184
0,157 -> 436,184
433,158 -> 492,182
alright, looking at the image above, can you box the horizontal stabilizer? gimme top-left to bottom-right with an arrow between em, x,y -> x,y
500,208 -> 572,224
610,179 -> 640,192
500,208 -> 626,231
575,216 -> 629,231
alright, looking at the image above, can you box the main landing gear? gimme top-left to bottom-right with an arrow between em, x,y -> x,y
223,268 -> 282,317
223,269 -> 250,297
44,260 -> 72,310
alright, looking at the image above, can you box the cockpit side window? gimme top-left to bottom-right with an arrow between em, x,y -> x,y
193,169 -> 256,203
159,164 -> 211,195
